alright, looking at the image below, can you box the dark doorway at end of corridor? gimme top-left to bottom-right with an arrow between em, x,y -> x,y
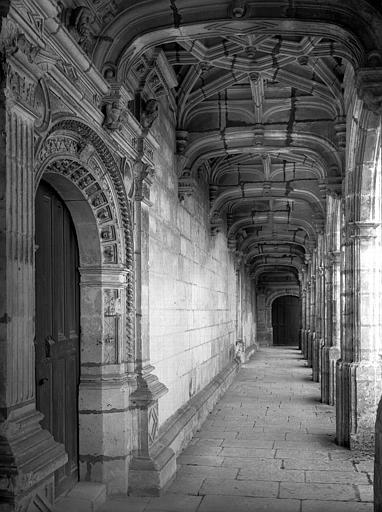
272,295 -> 301,346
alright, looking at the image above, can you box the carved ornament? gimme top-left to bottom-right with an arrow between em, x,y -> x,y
102,82 -> 133,132
38,136 -> 121,265
133,160 -> 155,204
61,5 -> 113,55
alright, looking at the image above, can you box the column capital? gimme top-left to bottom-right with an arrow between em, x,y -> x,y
356,67 -> 382,114
348,221 -> 380,239
178,173 -> 198,202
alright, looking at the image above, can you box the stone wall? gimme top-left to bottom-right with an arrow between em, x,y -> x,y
148,98 -> 254,426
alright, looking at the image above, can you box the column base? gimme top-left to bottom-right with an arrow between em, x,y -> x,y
336,359 -> 381,451
0,403 -> 67,512
128,445 -> 176,496
320,346 -> 340,405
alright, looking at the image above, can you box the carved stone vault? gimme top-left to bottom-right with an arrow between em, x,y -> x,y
102,16 -> 352,292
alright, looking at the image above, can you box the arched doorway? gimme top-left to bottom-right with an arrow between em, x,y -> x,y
272,296 -> 301,346
35,180 -> 80,495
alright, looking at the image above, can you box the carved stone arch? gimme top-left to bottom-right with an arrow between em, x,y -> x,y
266,290 -> 300,309
35,119 -> 135,363
36,142 -> 123,266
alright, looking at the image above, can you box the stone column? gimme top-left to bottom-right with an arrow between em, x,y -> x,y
337,221 -> 382,450
234,252 -> 244,343
308,273 -> 316,368
300,281 -> 307,354
0,54 -> 66,509
321,251 -> 341,405
302,260 -> 311,360
312,254 -> 324,382
128,160 -> 174,496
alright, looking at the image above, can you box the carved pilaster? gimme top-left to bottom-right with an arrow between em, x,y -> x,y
0,54 -> 67,510
129,156 -> 171,494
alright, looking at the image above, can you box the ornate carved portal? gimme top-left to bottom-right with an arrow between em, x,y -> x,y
36,123 -> 135,365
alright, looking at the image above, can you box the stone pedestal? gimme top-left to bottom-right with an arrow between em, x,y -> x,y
128,371 -> 175,496
336,360 -> 382,451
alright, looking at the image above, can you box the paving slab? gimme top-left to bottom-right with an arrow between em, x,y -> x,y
97,347 -> 374,512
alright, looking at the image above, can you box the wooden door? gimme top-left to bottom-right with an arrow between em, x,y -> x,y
272,296 -> 300,346
35,180 -> 80,496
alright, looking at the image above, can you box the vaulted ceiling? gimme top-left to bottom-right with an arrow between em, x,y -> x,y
83,0 -> 382,288
162,32 -> 345,286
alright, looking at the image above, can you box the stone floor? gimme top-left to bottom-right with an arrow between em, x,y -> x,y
99,346 -> 374,512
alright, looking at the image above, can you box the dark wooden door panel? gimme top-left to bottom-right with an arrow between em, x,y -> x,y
272,296 -> 301,346
35,180 -> 80,496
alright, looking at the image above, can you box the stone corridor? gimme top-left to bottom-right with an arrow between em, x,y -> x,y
94,348 -> 374,512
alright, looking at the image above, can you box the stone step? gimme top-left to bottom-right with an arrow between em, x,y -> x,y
53,482 -> 107,512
